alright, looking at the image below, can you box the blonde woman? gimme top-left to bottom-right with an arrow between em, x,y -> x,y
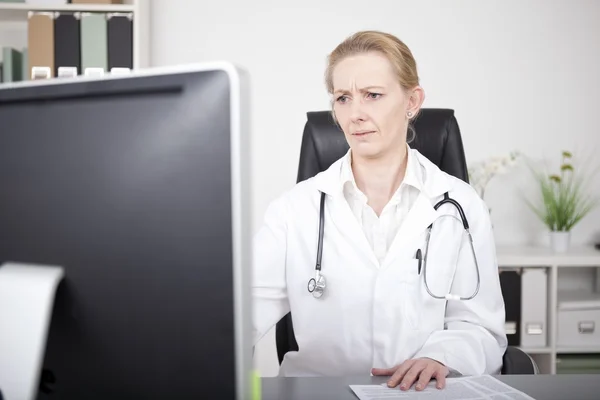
253,31 -> 507,391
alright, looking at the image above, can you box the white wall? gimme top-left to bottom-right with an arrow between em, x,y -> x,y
150,0 -> 600,376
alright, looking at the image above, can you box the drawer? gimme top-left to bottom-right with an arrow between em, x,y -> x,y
557,308 -> 600,347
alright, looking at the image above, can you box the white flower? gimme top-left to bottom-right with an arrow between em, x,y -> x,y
485,161 -> 500,175
467,150 -> 521,200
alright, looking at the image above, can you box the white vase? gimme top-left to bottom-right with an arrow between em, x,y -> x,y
550,231 -> 571,253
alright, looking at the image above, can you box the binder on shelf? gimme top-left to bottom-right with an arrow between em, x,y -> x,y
21,48 -> 28,81
31,66 -> 51,80
72,0 -> 123,4
27,12 -> 55,79
84,67 -> 104,77
107,12 -> 133,70
54,12 -> 81,77
500,268 -> 522,346
2,47 -> 23,82
57,66 -> 78,78
80,13 -> 108,73
110,67 -> 130,73
520,268 -> 548,347
24,1 -> 67,4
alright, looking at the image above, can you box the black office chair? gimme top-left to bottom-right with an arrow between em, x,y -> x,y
276,108 -> 538,375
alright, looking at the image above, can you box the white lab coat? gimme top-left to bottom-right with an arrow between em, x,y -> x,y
253,148 -> 507,377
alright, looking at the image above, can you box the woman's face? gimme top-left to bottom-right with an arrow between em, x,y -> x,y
332,51 -> 423,160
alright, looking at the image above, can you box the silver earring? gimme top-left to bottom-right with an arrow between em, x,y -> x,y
407,111 -> 413,118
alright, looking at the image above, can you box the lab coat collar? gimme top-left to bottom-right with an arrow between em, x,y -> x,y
313,146 -> 453,265
339,144 -> 423,205
314,146 -> 452,202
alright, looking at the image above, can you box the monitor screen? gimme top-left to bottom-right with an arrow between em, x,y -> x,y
0,64 -> 252,400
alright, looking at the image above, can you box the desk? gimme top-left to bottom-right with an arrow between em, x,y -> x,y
262,374 -> 600,399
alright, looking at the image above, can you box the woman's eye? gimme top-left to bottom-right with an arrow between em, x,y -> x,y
336,95 -> 348,103
367,92 -> 382,99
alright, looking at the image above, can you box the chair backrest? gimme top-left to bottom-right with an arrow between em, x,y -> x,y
275,108 -> 470,364
296,108 -> 469,184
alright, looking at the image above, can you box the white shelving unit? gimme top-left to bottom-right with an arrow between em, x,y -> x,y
0,0 -> 150,72
0,2 -> 135,14
497,245 -> 600,375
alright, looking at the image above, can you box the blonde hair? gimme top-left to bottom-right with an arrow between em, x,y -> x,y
325,31 -> 421,139
325,30 -> 420,98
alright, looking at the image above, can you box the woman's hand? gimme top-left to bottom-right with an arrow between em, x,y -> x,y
372,358 -> 449,391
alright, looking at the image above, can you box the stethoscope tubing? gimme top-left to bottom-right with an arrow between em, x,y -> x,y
308,191 -> 481,301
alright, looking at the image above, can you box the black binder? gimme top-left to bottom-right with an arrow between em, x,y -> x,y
107,13 -> 133,70
53,12 -> 81,76
500,269 -> 522,346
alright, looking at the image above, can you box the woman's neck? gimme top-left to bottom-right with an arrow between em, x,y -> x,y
351,145 -> 408,216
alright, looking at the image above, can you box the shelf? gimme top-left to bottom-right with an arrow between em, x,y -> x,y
497,245 -> 600,267
557,289 -> 600,310
0,0 -> 149,69
557,347 -> 600,354
518,347 -> 553,354
0,3 -> 134,22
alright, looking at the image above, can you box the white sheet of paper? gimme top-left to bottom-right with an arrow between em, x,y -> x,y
350,375 -> 536,400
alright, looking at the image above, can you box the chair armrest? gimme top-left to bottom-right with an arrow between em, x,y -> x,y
501,346 -> 538,375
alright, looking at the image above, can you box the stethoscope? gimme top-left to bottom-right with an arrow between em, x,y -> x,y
307,191 -> 481,301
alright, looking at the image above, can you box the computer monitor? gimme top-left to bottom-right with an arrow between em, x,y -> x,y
0,63 -> 252,399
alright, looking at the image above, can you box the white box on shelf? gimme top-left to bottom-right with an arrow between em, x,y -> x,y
557,290 -> 600,348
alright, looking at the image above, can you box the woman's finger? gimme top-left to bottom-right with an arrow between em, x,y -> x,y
387,360 -> 415,388
433,366 -> 448,389
398,361 -> 426,390
371,367 -> 397,376
415,365 -> 436,391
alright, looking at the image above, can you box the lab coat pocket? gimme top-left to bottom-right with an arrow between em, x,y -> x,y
387,259 -> 421,330
396,259 -> 421,283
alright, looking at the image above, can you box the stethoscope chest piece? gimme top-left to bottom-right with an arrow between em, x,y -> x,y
307,270 -> 326,298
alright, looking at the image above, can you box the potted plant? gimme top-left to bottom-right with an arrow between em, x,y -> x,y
525,151 -> 599,252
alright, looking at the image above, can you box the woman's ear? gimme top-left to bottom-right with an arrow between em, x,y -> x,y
407,86 -> 426,117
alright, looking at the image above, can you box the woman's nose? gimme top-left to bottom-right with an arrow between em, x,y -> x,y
349,100 -> 367,122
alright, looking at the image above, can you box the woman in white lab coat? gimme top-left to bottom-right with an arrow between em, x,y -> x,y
253,30 -> 507,391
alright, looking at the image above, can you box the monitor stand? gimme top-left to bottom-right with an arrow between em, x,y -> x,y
0,262 -> 64,400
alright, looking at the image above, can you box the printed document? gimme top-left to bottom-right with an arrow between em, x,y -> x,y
350,375 -> 535,399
